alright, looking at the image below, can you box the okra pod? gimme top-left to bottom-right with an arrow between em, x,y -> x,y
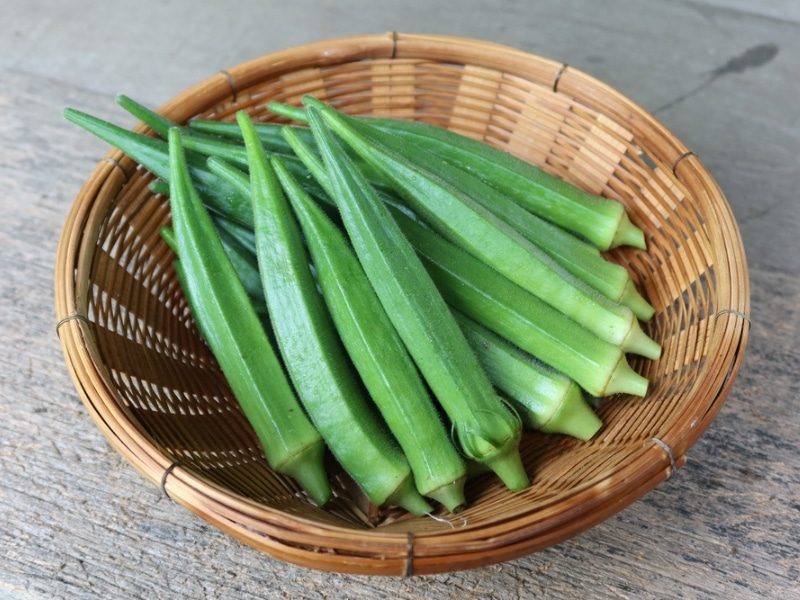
279,124 -> 649,398
164,127 -> 330,506
329,113 -> 654,321
372,120 -> 646,250
190,111 -> 654,320
393,207 -> 649,398
302,106 -> 529,492
237,111 -> 433,515
456,313 -> 602,441
271,155 -> 468,512
260,100 -> 644,251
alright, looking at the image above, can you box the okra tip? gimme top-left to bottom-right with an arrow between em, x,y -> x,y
385,477 -> 434,517
267,101 -> 308,124
278,440 -> 332,507
62,107 -> 92,129
539,388 -> 603,442
610,211 -> 647,250
424,476 -> 468,514
114,93 -> 133,109
159,225 -> 176,251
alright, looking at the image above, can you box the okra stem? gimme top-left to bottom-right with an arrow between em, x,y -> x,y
271,155 -> 468,512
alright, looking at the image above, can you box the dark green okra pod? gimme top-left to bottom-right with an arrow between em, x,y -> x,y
164,127 -> 330,506
237,111 -> 433,515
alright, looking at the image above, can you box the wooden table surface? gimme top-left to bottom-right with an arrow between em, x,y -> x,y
1,1 -> 797,598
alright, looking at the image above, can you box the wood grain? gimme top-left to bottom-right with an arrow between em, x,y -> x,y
1,0 -> 798,598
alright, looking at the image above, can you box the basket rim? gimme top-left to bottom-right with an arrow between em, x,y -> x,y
54,32 -> 751,576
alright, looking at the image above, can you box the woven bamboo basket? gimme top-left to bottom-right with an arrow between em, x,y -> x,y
55,32 -> 750,576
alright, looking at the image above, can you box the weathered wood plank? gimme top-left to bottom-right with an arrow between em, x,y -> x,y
1,0 -> 798,598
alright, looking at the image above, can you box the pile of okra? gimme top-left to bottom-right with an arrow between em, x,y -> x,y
64,94 -> 661,515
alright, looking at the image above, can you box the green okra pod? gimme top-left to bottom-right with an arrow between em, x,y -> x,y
306,97 -> 660,359
237,111 -> 433,515
271,155 -> 468,513
456,313 -> 602,441
302,106 -> 529,492
328,113 -> 654,321
393,207 -> 649,398
279,123 -> 648,398
262,99 -> 645,251
189,111 -> 654,320
164,127 -> 330,506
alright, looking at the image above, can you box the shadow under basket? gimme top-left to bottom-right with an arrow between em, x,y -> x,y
55,33 -> 750,576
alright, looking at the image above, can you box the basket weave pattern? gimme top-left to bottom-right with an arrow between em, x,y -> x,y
55,33 -> 749,575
